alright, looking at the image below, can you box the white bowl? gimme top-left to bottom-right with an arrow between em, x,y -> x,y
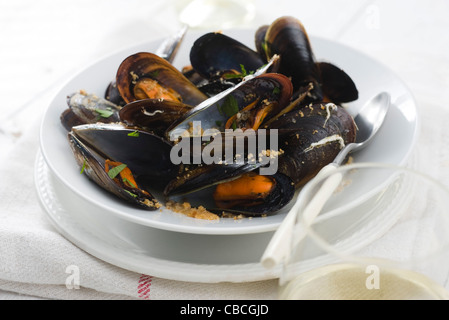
39,29 -> 418,235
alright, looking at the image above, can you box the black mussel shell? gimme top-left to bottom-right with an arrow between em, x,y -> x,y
318,62 -> 359,104
190,32 -> 265,80
254,25 -> 269,63
268,102 -> 357,187
69,123 -> 179,209
212,173 -> 295,217
196,71 -> 242,97
60,108 -> 84,132
105,81 -> 126,106
61,91 -> 121,131
264,16 -> 323,100
116,52 -> 208,106
181,65 -> 207,87
167,73 -> 293,136
164,160 -> 264,197
164,162 -> 295,217
163,126 -> 295,216
119,99 -> 192,137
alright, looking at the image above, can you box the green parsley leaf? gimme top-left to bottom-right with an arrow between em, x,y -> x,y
122,177 -> 136,188
261,41 -> 269,56
127,130 -> 140,137
223,73 -> 243,79
217,103 -> 224,115
124,190 -> 137,198
107,163 -> 127,179
149,70 -> 159,78
220,95 -> 239,118
240,64 -> 247,76
223,64 -> 254,79
80,159 -> 87,174
95,108 -> 114,118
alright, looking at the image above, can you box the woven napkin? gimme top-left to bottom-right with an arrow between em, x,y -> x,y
0,94 -> 278,300
1,85 -> 447,300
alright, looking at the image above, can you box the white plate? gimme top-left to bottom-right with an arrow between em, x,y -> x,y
35,150 -> 413,283
35,151 -> 281,282
39,29 -> 419,235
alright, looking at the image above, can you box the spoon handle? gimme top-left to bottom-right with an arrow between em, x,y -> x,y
261,163 -> 341,269
290,164 -> 342,253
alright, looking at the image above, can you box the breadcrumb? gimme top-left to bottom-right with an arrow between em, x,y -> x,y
166,200 -> 219,220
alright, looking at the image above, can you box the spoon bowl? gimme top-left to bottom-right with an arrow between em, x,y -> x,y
333,92 -> 391,165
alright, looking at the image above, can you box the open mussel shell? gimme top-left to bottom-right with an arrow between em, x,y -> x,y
254,25 -> 269,63
268,102 -> 357,187
165,163 -> 295,217
104,81 -> 126,106
163,127 -> 295,216
68,123 -> 179,210
166,73 -> 293,138
264,16 -> 323,99
61,91 -> 122,131
116,52 -> 208,106
211,172 -> 295,216
163,125 -> 278,195
190,32 -> 266,80
318,61 -> 359,104
195,71 -> 243,97
61,108 -> 84,132
164,160 -> 263,197
119,98 -> 192,137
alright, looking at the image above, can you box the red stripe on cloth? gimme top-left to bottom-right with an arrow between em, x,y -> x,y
138,279 -> 151,290
137,274 -> 153,299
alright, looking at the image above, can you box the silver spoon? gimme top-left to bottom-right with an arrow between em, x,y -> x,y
261,92 -> 391,269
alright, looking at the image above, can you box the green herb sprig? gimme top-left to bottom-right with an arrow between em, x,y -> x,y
80,159 -> 88,174
127,130 -> 140,137
107,163 -> 127,179
224,64 -> 254,79
95,108 -> 114,118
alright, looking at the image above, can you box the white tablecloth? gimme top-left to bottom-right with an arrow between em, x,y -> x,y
1,0 -> 448,300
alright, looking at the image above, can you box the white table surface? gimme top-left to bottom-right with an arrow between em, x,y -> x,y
1,0 -> 448,300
